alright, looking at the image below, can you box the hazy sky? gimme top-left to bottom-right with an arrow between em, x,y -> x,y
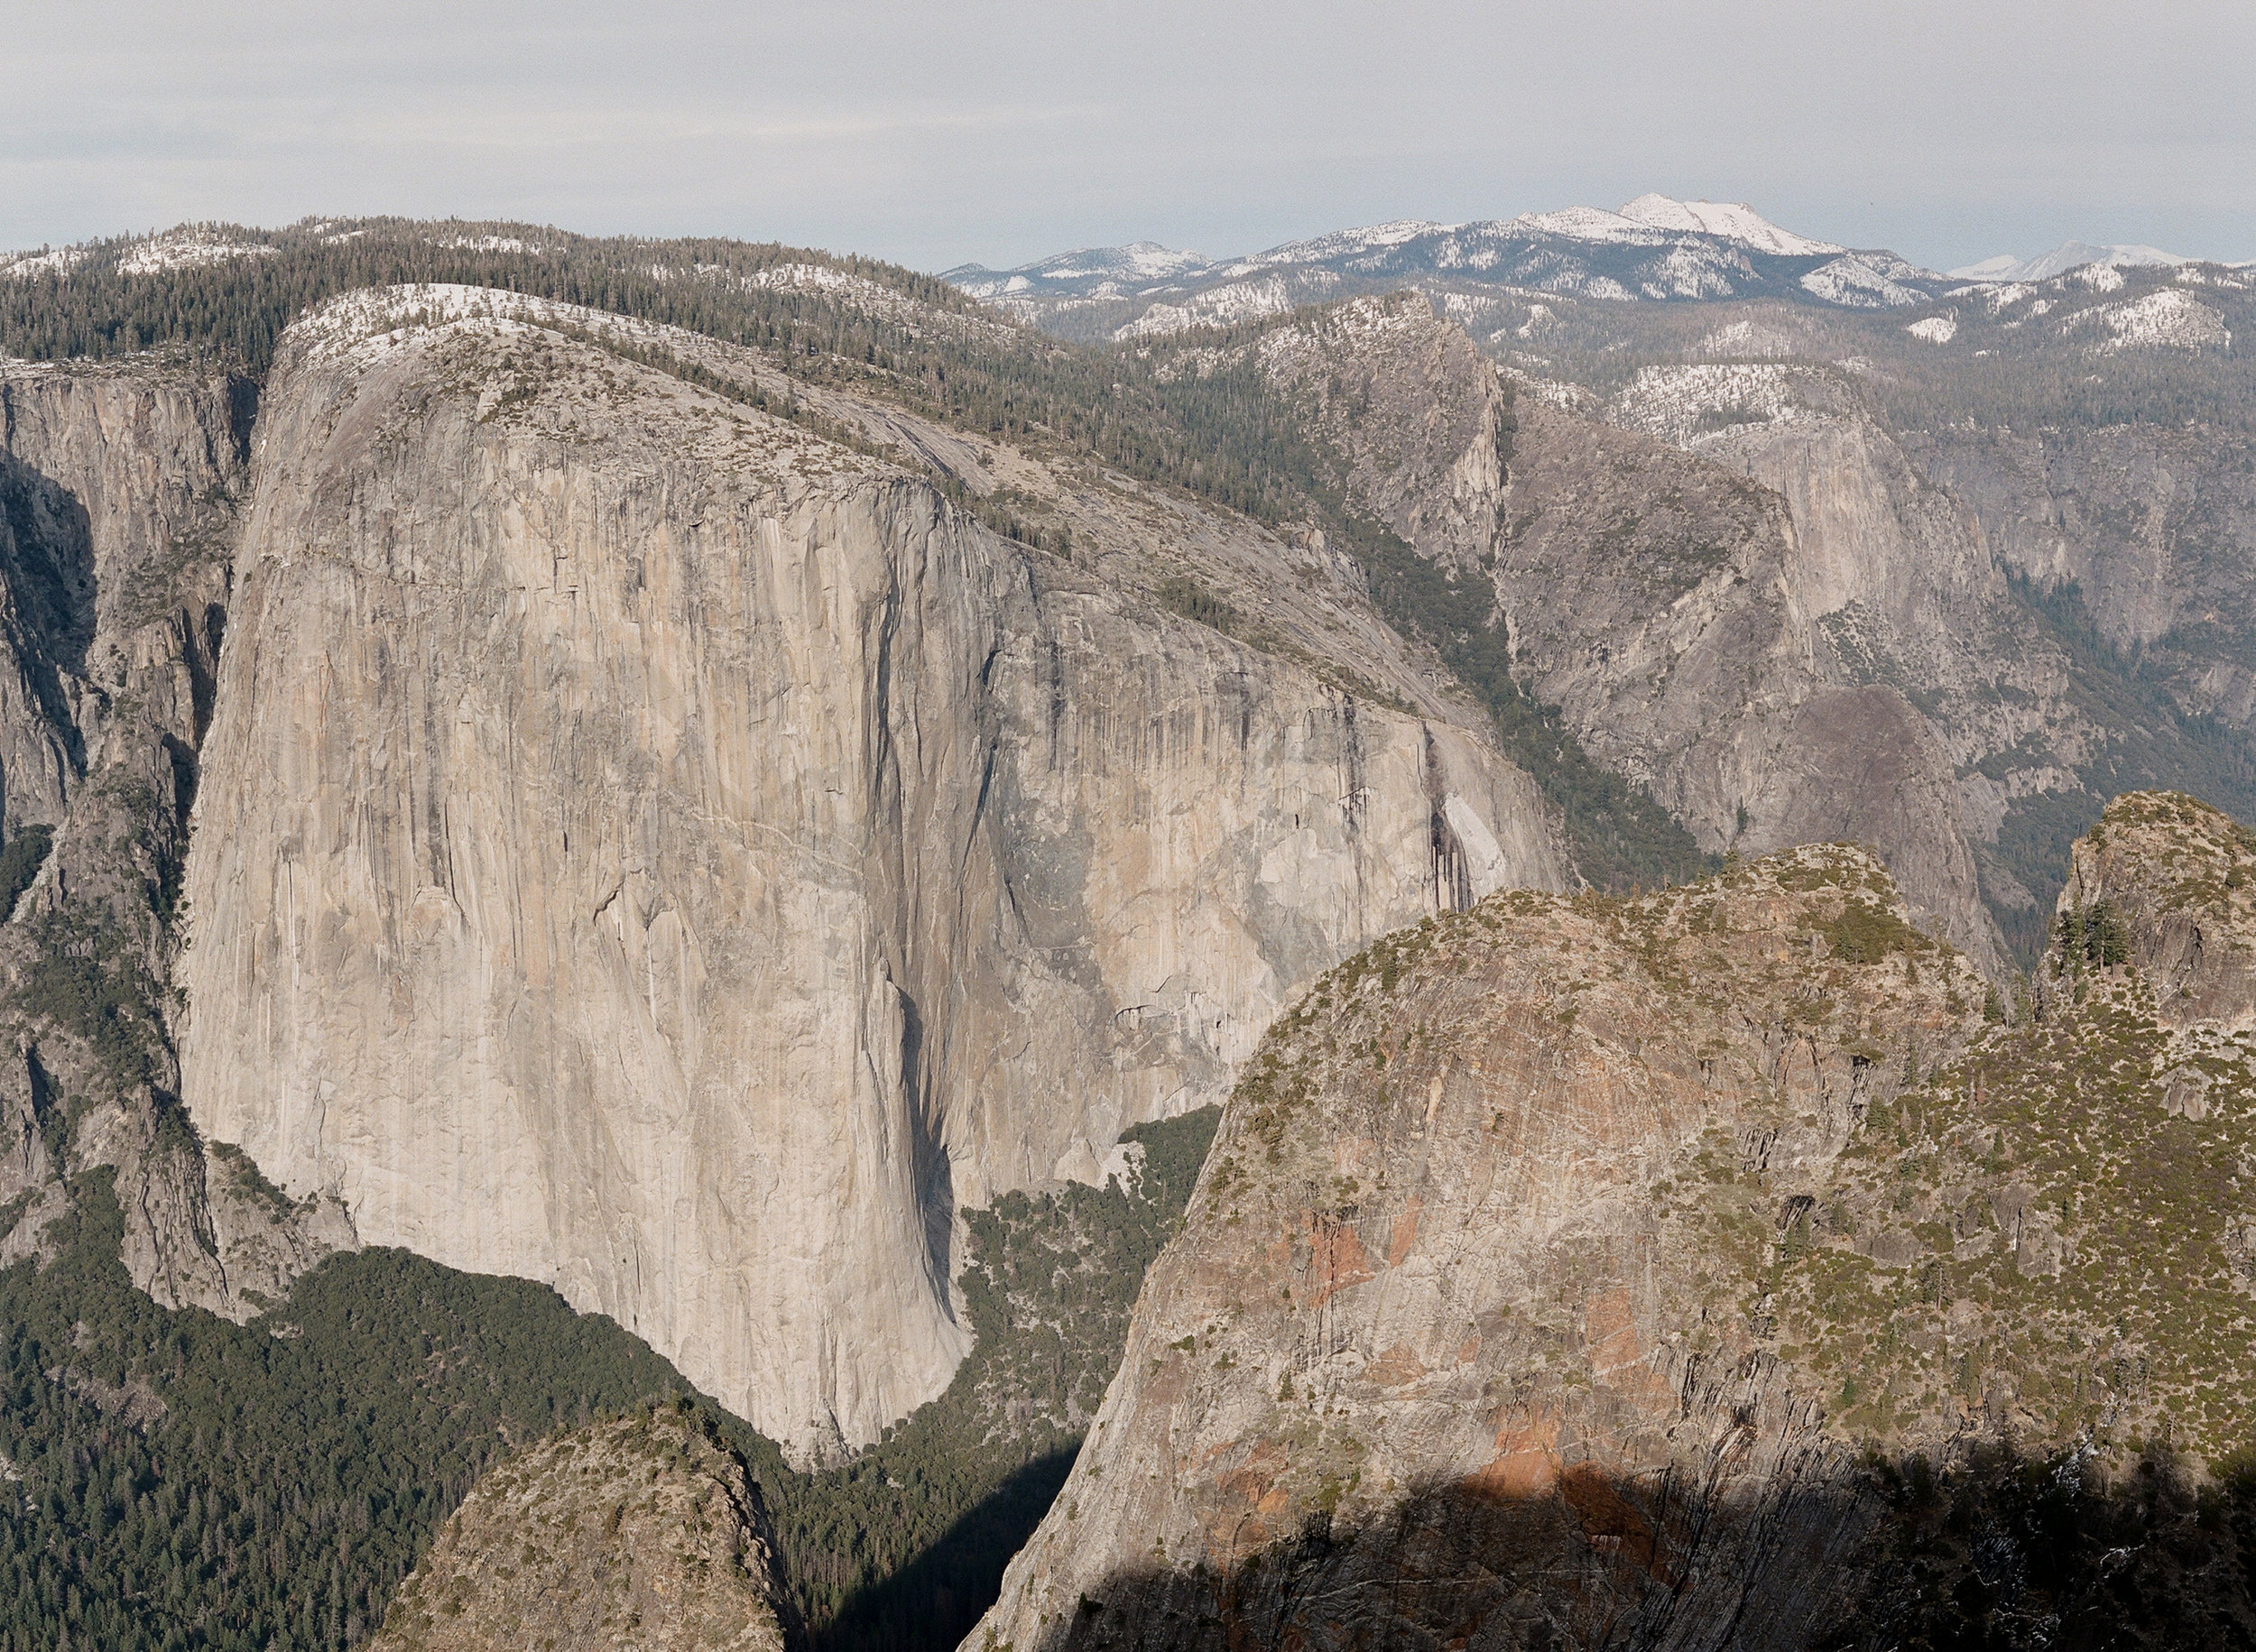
7,0 -> 2252,273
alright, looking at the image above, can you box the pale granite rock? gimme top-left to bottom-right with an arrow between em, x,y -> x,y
0,356 -> 354,1315
176,291 -> 1566,1458
1253,294 -> 2010,969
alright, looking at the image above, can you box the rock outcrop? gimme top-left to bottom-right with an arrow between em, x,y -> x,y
175,288 -> 1567,1459
2056,788 -> 2256,1032
370,1407 -> 803,1652
971,844 -> 1986,1649
971,795 -> 2256,1649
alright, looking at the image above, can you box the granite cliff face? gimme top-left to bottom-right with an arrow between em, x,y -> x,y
174,288 -> 1566,1460
370,1407 -> 803,1652
0,356 -> 352,1317
1104,282 -> 2256,974
1909,420 -> 2256,721
1244,295 -> 2004,968
972,795 -> 2256,1650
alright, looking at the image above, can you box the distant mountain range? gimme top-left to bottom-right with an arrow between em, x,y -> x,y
943,195 -> 1943,340
946,196 -> 2250,342
1947,240 -> 2189,282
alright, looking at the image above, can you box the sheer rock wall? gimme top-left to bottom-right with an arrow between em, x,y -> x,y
175,292 -> 1566,1459
1254,295 -> 2004,969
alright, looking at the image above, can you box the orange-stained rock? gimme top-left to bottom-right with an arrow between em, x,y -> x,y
968,844 -> 1981,1650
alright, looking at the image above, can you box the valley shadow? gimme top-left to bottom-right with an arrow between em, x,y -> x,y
0,451 -> 96,782
814,1444 -> 1078,1652
1021,1444 -> 2256,1652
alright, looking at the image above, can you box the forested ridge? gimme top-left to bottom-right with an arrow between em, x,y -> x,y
0,1178 -> 691,1652
0,219 -> 1300,524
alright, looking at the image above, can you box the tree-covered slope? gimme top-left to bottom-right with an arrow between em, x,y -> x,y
0,1104 -> 1220,1652
0,1185 -> 694,1652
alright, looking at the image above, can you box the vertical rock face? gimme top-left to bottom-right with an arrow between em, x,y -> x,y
1908,422 -> 2256,722
369,1408 -> 803,1652
1254,292 -> 2256,973
0,360 -> 245,835
177,292 -> 1565,1458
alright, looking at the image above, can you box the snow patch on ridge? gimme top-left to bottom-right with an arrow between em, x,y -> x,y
1611,363 -> 1807,447
0,245 -> 88,281
117,232 -> 277,276
2085,289 -> 2231,352
1248,220 -> 1449,266
1951,241 -> 2188,282
427,234 -> 545,255
1116,276 -> 1303,339
1800,255 -> 1924,308
1509,207 -> 1662,245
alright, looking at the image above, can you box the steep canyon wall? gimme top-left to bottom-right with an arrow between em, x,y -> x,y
1256,297 -> 2006,967
0,357 -> 352,1317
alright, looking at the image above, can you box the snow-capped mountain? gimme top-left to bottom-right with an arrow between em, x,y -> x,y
1948,241 -> 2188,282
1612,193 -> 1845,256
949,195 -> 1945,339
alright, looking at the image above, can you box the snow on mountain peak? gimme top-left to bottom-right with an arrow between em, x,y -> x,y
942,194 -> 1939,326
1508,206 -> 1656,243
1035,242 -> 1211,281
1947,242 -> 2189,283
1613,195 -> 1845,257
1947,254 -> 2023,281
940,242 -> 1212,297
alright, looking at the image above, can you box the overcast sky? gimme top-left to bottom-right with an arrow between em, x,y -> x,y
6,0 -> 2252,273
